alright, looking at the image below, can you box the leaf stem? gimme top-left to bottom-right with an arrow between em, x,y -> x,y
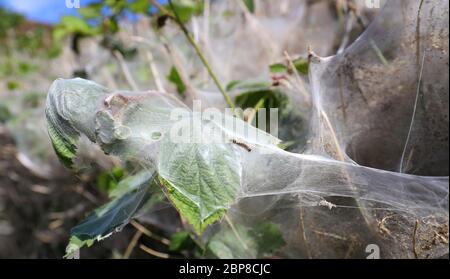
152,0 -> 236,111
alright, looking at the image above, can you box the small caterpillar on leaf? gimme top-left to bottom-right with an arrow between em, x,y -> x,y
231,139 -> 252,152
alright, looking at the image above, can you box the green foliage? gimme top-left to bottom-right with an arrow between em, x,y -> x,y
1,60 -> 39,78
128,0 -> 151,14
108,169 -> 155,198
158,141 -> 240,234
0,104 -> 12,123
234,82 -> 290,121
207,222 -> 285,259
0,8 -> 23,38
54,0 -> 152,42
235,89 -> 288,112
269,57 -> 309,75
6,81 -> 20,91
46,119 -> 79,169
226,80 -> 271,92
18,62 -> 39,75
269,63 -> 287,74
169,231 -> 197,252
167,66 -> 186,95
46,78 -> 110,168
0,61 -> 13,77
66,179 -> 156,257
0,8 -> 60,58
23,92 -> 43,108
53,16 -> 100,41
293,57 -> 309,75
47,79 -> 281,257
242,0 -> 255,13
168,0 -> 204,24
96,167 -> 125,194
65,236 -> 94,259
78,3 -> 103,19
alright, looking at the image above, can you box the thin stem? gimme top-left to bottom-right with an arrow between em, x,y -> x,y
412,219 -> 420,259
224,214 -> 251,256
299,207 -> 312,259
139,244 -> 170,258
123,230 -> 143,259
246,98 -> 265,124
113,50 -> 140,91
153,0 -> 236,111
146,50 -> 165,92
284,51 -> 311,106
130,220 -> 170,246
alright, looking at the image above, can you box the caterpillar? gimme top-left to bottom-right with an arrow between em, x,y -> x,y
231,139 -> 252,152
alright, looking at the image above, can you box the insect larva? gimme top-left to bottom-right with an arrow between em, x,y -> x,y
231,139 -> 252,152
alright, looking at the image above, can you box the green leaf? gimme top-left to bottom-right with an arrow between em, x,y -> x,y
46,117 -> 79,168
207,223 -> 258,258
207,222 -> 285,259
167,66 -> 186,96
70,184 -> 151,240
18,62 -> 38,75
235,88 -> 290,121
67,178 -> 156,256
158,141 -> 240,234
251,222 -> 286,257
269,63 -> 287,74
226,80 -> 271,92
268,57 -> 308,75
53,16 -> 99,41
96,167 -> 124,195
0,8 -> 24,38
78,4 -> 103,19
7,81 -> 20,90
293,57 -> 309,75
168,0 -> 204,23
65,236 -> 94,259
169,231 -> 196,252
45,78 -> 110,168
109,169 -> 155,198
242,0 -> 255,13
128,0 -> 151,14
23,92 -> 42,108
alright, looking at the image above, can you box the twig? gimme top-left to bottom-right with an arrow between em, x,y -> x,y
139,244 -> 170,258
369,40 -> 389,66
313,230 -> 348,241
413,219 -> 420,259
309,47 -> 373,229
153,0 -> 236,111
299,207 -> 312,259
113,50 -> 140,91
72,184 -> 98,204
337,12 -> 355,54
320,109 -> 373,228
145,51 -> 166,92
246,98 -> 265,124
130,219 -> 170,246
159,34 -> 199,100
284,51 -> 311,105
123,230 -> 143,259
399,51 -> 426,173
224,214 -> 252,257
